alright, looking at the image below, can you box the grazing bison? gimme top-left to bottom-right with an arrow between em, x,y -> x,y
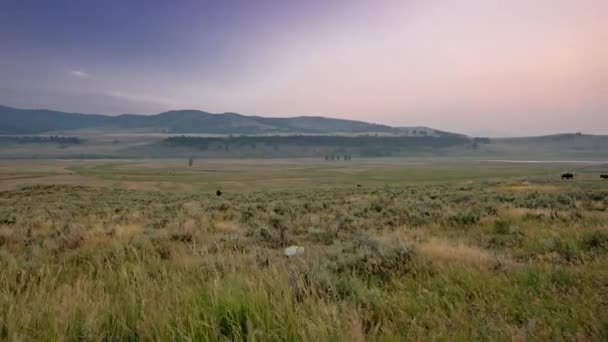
561,173 -> 574,180
216,189 -> 222,196
601,174 -> 608,180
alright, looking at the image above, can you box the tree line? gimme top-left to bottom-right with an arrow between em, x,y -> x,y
0,136 -> 83,145
164,135 -> 469,151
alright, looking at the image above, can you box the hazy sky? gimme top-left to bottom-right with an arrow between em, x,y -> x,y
1,0 -> 606,136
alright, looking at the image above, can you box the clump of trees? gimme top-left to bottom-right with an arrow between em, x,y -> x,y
164,134 -> 469,151
0,136 -> 83,145
471,137 -> 491,150
325,154 -> 352,161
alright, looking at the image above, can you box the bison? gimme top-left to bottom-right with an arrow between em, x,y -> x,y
561,173 -> 574,180
216,189 -> 222,196
601,174 -> 608,180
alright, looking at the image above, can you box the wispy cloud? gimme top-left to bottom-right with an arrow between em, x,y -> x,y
69,70 -> 90,78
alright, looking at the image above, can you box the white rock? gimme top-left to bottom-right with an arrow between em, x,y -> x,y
284,246 -> 305,257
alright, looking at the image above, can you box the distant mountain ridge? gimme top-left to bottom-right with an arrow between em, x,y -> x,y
0,105 -> 454,136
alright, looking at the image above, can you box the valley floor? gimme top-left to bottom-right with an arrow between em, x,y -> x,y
1,159 -> 607,340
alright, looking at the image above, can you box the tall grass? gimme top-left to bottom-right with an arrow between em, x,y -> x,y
1,179 -> 607,340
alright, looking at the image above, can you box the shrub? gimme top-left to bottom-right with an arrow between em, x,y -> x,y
170,232 -> 194,243
581,231 -> 608,253
328,234 -> 415,281
58,232 -> 84,251
288,267 -> 344,303
0,210 -> 16,225
216,301 -> 249,339
448,211 -> 481,226
493,218 -> 515,235
484,205 -> 499,216
544,236 -> 581,262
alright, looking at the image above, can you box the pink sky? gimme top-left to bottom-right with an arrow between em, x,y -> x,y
217,0 -> 607,136
1,0 -> 606,136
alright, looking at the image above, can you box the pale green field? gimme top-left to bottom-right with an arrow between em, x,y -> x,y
0,158 -> 601,192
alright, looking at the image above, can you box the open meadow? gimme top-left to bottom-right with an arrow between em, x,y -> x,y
1,158 -> 608,340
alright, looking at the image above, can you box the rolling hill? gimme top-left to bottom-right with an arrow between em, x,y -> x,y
2,105 -> 606,160
0,105 -> 437,135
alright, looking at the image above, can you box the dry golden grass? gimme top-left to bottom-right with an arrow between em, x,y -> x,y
417,238 -> 497,267
496,182 -> 561,194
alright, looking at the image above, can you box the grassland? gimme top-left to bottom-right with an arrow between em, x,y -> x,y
1,159 -> 607,340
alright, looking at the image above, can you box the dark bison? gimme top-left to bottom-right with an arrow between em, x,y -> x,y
601,174 -> 608,180
216,189 -> 222,196
561,173 -> 574,180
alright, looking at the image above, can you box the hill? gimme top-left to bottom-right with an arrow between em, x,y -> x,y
0,105 -> 431,135
0,105 -> 115,134
2,105 -> 607,160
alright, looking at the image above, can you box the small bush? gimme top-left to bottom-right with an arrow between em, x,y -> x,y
545,236 -> 581,262
493,218 -> 518,235
581,231 -> 608,253
216,301 -> 249,340
58,233 -> 84,251
448,211 -> 481,226
328,234 -> 415,281
0,210 -> 16,225
170,232 -> 193,243
288,267 -> 344,303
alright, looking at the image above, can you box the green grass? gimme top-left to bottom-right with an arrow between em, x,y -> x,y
1,160 -> 607,340
61,158 -> 583,191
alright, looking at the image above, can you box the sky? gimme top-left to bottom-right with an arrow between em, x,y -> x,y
0,0 -> 606,136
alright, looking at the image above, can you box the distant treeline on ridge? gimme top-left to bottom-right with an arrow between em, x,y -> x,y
0,136 -> 83,145
164,135 -> 470,156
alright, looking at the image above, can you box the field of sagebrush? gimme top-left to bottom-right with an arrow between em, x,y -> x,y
1,177 -> 608,340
